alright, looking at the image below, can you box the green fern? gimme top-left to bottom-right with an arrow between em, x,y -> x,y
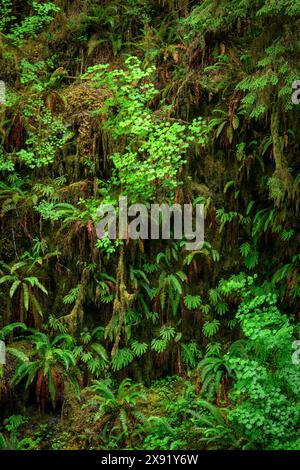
111,348 -> 134,371
184,294 -> 202,310
203,320 -> 220,338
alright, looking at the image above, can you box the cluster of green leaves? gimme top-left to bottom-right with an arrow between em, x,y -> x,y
182,0 -> 300,115
0,415 -> 39,450
0,253 -> 49,324
83,56 -> 208,203
226,287 -> 300,449
0,0 -> 299,452
196,275 -> 300,449
11,328 -> 79,408
141,379 -> 196,450
1,322 -> 95,408
65,0 -> 152,51
0,0 -> 13,32
73,327 -> 108,379
2,1 -> 60,43
83,378 -> 145,448
0,243 -> 60,325
17,104 -> 66,169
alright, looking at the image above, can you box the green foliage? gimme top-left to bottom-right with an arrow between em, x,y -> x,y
63,286 -> 80,305
0,255 -> 48,324
111,348 -> 134,372
0,0 -> 299,452
184,294 -> 202,310
83,56 -> 208,203
217,278 -> 300,449
5,1 -> 60,43
16,106 -> 66,169
240,243 -> 259,270
84,378 -> 145,447
12,328 -> 79,408
198,352 -> 231,401
272,253 -> 300,302
182,0 -> 300,114
0,415 -> 39,450
130,340 -> 148,357
152,245 -> 187,317
151,325 -> 176,353
141,379 -> 196,450
73,327 -> 108,379
0,0 -> 13,32
181,341 -> 201,369
202,319 -> 220,338
188,401 -> 242,450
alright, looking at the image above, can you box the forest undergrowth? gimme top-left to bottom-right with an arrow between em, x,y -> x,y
0,0 -> 300,450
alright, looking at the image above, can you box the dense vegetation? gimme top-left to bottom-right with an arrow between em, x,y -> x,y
0,0 -> 300,450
